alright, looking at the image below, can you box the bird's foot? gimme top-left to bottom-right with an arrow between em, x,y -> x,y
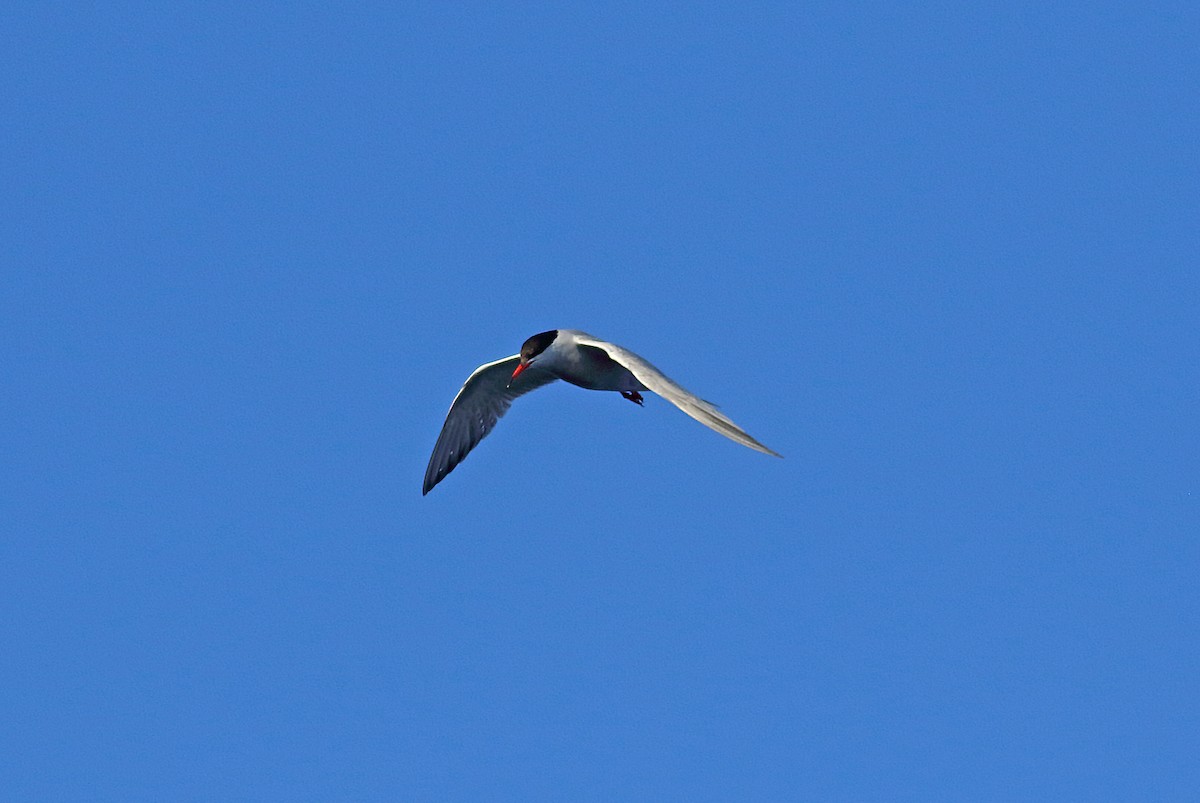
621,390 -> 644,406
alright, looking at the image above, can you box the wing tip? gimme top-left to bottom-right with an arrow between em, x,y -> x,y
422,470 -> 445,495
422,466 -> 444,495
747,440 -> 783,458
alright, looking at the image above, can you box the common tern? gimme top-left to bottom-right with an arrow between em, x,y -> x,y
422,329 -> 781,494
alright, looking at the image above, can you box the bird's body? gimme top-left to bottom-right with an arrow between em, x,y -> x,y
524,330 -> 647,393
422,329 -> 780,494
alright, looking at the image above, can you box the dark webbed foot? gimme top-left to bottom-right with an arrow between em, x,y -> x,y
621,390 -> 644,406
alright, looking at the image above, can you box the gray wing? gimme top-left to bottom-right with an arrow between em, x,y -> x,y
423,355 -> 559,494
569,331 -> 782,457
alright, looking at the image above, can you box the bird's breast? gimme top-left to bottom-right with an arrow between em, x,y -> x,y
554,344 -> 647,392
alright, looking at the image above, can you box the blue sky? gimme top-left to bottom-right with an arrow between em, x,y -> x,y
3,2 -> 1197,799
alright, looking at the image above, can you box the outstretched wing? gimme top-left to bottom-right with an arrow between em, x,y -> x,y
569,331 -> 782,457
423,355 -> 559,494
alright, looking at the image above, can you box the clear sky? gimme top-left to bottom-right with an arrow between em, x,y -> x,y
3,2 -> 1197,799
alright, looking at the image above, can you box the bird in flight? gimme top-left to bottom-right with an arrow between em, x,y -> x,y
423,329 -> 781,494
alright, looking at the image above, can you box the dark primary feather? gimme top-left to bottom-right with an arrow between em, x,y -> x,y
422,356 -> 558,494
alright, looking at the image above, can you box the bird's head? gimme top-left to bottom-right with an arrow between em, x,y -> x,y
509,329 -> 559,385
